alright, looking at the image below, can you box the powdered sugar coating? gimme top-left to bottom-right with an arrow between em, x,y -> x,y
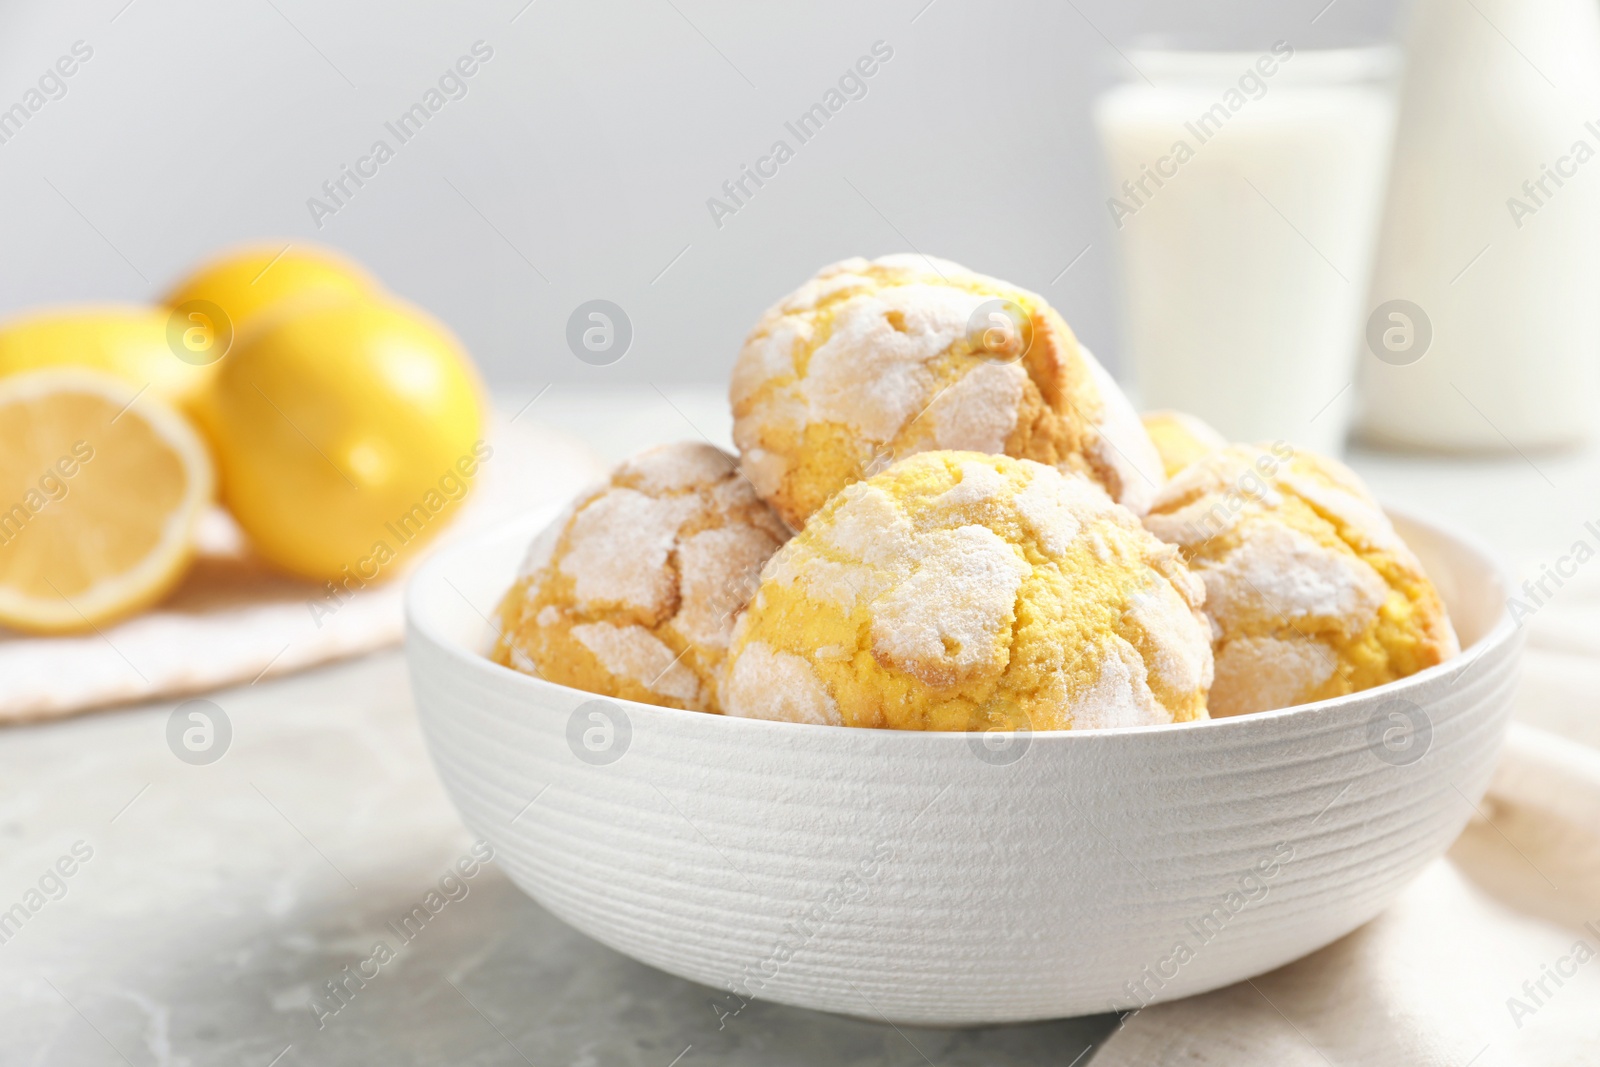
1066,640 -> 1164,729
1211,634 -> 1337,717
721,641 -> 841,726
559,488 -> 699,620
571,622 -> 705,705
492,441 -> 789,713
1201,521 -> 1388,637
869,524 -> 1031,687
1144,443 -> 1459,717
927,361 -> 1027,453
729,255 -> 1163,529
722,450 -> 1213,731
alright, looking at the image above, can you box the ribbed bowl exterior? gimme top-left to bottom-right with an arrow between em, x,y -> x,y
406,508 -> 1520,1024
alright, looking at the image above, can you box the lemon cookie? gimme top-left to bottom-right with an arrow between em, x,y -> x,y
1142,409 -> 1228,479
721,451 -> 1212,731
492,442 -> 788,712
1143,444 -> 1459,717
730,255 -> 1163,530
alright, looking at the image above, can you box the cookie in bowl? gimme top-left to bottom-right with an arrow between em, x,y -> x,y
1141,409 -> 1227,479
730,255 -> 1164,529
721,450 -> 1212,730
492,442 -> 789,712
1142,443 -> 1460,717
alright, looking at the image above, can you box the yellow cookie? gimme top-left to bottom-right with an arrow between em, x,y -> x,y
730,255 -> 1163,529
1143,443 -> 1459,716
493,442 -> 789,713
722,451 -> 1212,731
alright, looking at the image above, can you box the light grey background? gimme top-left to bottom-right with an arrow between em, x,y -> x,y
0,0 -> 1398,388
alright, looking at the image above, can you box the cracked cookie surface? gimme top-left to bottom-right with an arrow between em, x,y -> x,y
722,451 -> 1212,731
730,255 -> 1164,530
492,441 -> 789,712
1143,443 -> 1459,717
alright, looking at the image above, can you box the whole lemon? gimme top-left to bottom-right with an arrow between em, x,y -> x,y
163,242 -> 375,338
206,298 -> 485,582
0,305 -> 217,414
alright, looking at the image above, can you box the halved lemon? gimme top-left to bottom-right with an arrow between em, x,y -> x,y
0,370 -> 213,634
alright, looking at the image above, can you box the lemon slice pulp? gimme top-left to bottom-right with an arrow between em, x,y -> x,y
0,370 -> 213,633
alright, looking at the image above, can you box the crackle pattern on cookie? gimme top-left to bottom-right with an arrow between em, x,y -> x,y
730,255 -> 1164,530
1143,443 -> 1459,716
492,442 -> 789,713
722,451 -> 1212,731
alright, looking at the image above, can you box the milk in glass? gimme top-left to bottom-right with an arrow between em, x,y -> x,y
1095,48 -> 1398,455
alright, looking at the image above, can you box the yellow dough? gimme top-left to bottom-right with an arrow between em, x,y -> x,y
730,255 -> 1164,530
1143,444 -> 1460,717
721,451 -> 1212,731
1142,409 -> 1228,479
492,442 -> 788,712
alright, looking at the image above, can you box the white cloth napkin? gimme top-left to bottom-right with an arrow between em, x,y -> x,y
1094,572 -> 1600,1066
0,417 -> 605,723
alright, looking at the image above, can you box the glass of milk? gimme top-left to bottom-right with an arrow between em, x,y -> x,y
1095,46 -> 1399,455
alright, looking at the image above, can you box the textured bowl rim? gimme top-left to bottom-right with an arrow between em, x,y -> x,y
405,501 -> 1517,744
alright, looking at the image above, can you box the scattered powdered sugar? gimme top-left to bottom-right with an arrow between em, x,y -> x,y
800,287 -> 969,441
1124,581 -> 1214,696
672,524 -> 783,649
776,554 -> 881,613
619,441 -> 738,495
730,316 -> 811,406
1200,521 -> 1386,635
927,362 -> 1024,454
869,524 -> 1029,686
930,459 -> 1008,514
1011,467 -> 1103,556
711,479 -> 782,531
559,487 -> 698,618
1066,639 -> 1167,729
812,484 -> 917,572
721,641 -> 841,725
1211,633 -> 1337,717
571,622 -> 704,704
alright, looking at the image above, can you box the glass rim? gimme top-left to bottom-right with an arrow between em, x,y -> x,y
1122,43 -> 1401,86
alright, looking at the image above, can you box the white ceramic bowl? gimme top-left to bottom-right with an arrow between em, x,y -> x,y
405,506 -> 1520,1025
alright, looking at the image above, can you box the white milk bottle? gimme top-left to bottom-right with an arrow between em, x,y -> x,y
1357,0 -> 1600,452
1095,47 -> 1399,456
